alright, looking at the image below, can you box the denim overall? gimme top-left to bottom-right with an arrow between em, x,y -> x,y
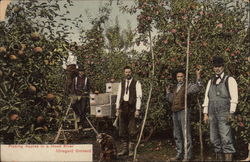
208,75 -> 236,153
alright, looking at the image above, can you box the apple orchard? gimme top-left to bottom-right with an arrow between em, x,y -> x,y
0,0 -> 249,156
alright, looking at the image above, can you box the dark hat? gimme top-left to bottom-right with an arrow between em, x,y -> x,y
172,67 -> 185,79
212,56 -> 224,67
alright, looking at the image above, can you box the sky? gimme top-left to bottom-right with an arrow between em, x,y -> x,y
58,0 -> 138,43
2,0 -> 138,42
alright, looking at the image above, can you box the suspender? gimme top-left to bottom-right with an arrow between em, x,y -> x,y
210,75 -> 231,99
75,77 -> 88,90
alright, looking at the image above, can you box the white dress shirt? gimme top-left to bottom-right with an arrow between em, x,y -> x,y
62,51 -> 77,69
116,78 -> 142,110
203,72 -> 238,114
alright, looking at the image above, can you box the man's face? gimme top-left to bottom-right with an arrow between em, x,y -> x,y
213,66 -> 224,75
79,71 -> 84,76
176,72 -> 185,83
124,68 -> 132,79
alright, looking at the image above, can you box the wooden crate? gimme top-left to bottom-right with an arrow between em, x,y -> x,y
90,104 -> 111,117
90,93 -> 110,106
106,82 -> 120,94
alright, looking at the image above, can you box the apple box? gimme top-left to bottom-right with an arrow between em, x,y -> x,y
90,104 -> 111,117
106,82 -> 119,94
90,93 -> 110,106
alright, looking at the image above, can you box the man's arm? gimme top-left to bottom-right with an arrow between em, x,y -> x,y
187,68 -> 202,94
202,80 -> 211,124
228,77 -> 238,113
115,83 -> 122,110
166,90 -> 173,103
202,80 -> 211,114
86,77 -> 92,94
136,81 -> 142,110
187,81 -> 202,94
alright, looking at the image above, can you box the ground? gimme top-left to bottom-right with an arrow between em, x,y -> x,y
50,116 -> 248,162
58,128 -> 248,162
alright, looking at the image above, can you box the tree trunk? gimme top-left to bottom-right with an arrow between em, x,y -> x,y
184,28 -> 191,160
133,30 -> 155,161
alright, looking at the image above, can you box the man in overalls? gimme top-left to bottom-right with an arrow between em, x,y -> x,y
203,56 -> 238,161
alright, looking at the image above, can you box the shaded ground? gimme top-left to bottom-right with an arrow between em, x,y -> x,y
61,129 -> 248,162
51,116 -> 248,162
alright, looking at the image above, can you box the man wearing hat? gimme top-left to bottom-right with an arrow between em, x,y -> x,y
203,56 -> 238,161
63,42 -> 78,95
71,66 -> 91,128
166,67 -> 202,161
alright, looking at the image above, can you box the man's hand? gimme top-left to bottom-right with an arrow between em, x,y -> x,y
204,114 -> 209,124
165,85 -> 171,94
227,113 -> 235,123
115,109 -> 120,117
196,68 -> 201,80
135,110 -> 140,118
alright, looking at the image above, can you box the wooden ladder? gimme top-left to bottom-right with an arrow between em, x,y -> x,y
53,98 -> 79,144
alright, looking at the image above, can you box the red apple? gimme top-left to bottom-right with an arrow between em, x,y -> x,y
0,47 -> 6,53
46,93 -> 55,101
34,47 -> 43,53
28,85 -> 36,93
163,40 -> 168,44
10,114 -> 19,121
171,29 -> 177,33
9,55 -> 17,60
17,50 -> 25,56
216,23 -> 223,28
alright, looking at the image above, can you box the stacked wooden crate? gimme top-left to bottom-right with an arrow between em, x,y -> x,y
90,82 -> 119,118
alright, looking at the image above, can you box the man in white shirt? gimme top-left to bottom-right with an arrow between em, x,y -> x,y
115,66 -> 142,157
203,56 -> 238,161
63,43 -> 78,94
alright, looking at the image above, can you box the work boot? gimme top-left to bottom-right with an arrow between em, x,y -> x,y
215,152 -> 223,161
128,142 -> 135,157
117,142 -> 128,156
225,153 -> 233,161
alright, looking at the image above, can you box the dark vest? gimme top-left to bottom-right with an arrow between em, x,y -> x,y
171,84 -> 186,112
72,76 -> 89,96
120,79 -> 137,108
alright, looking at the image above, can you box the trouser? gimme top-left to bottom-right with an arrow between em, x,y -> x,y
172,109 -> 192,159
71,95 -> 89,123
119,101 -> 137,142
208,101 -> 235,154
65,64 -> 77,94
